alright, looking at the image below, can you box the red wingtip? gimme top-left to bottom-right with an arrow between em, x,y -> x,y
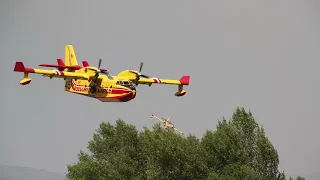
14,61 -> 35,73
14,62 -> 25,72
82,61 -> 89,67
179,76 -> 190,85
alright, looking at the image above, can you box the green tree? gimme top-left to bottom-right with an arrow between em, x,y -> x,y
67,120 -> 208,180
201,107 -> 279,179
218,163 -> 264,180
66,107 -> 307,180
139,124 -> 208,180
67,120 -> 143,180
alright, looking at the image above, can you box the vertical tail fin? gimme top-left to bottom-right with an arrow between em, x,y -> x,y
64,44 -> 79,71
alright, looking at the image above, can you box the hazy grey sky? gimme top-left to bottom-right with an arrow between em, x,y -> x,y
1,0 -> 320,178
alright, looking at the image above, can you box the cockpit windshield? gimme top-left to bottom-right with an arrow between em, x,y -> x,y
116,80 -> 133,85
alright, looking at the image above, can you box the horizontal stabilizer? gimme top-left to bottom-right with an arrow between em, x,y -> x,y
38,63 -> 81,70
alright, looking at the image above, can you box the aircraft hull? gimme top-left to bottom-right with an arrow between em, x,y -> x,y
65,79 -> 136,102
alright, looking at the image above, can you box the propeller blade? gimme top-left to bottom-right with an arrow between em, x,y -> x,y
98,58 -> 102,69
140,74 -> 149,78
129,70 -> 149,78
139,62 -> 143,72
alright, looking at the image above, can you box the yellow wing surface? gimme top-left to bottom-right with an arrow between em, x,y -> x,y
173,127 -> 184,135
136,77 -> 188,85
118,70 -> 190,96
13,62 -> 89,85
151,114 -> 166,123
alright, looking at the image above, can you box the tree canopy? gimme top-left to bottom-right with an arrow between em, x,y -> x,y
66,107 -> 306,180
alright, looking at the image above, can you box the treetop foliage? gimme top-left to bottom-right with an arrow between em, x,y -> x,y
66,107 -> 306,180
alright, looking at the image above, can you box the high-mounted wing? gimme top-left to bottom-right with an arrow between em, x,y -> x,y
151,114 -> 166,123
118,70 -> 190,97
173,127 -> 184,135
135,76 -> 189,85
13,61 -> 89,85
137,76 -> 190,96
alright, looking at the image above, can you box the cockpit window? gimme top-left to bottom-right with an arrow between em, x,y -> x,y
116,80 -> 133,85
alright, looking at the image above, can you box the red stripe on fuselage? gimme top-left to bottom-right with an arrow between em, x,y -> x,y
70,80 -> 131,94
111,89 -> 131,94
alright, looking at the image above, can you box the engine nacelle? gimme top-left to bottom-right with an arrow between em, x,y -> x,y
20,78 -> 32,85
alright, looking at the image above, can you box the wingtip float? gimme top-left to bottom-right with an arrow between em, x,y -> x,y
13,44 -> 190,102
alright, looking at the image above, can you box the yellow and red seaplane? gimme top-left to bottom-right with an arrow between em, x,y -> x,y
13,44 -> 190,102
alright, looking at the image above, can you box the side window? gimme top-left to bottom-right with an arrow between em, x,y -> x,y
116,81 -> 123,85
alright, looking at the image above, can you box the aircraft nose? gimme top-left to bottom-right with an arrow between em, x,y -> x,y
119,89 -> 136,102
129,85 -> 136,91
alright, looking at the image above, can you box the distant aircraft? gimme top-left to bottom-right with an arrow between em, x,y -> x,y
151,114 -> 184,135
13,44 -> 190,102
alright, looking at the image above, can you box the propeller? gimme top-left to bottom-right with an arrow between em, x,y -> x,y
90,58 -> 110,93
88,58 -> 109,76
129,62 -> 150,85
